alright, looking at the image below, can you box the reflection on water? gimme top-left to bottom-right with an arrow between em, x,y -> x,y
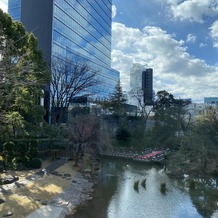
74,158 -> 218,218
187,177 -> 218,218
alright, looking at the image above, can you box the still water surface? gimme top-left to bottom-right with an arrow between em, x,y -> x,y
74,158 -> 218,218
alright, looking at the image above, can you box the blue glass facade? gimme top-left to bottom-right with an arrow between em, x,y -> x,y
53,0 -> 111,67
52,0 -> 118,95
8,0 -> 119,97
8,0 -> 21,21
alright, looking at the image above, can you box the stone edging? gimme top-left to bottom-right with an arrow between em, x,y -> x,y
26,172 -> 95,218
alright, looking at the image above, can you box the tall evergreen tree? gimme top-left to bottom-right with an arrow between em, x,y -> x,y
109,80 -> 127,117
0,9 -> 49,138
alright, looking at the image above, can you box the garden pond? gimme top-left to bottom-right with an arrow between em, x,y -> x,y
74,158 -> 218,218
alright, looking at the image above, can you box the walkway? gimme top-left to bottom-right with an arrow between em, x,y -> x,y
26,172 -> 94,218
35,157 -> 69,176
26,157 -> 72,218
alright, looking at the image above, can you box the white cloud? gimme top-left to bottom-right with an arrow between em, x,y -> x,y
209,20 -> 218,47
199,43 -> 207,48
0,0 -> 8,13
165,0 -> 218,23
112,22 -> 218,102
112,5 -> 117,19
186,34 -> 197,43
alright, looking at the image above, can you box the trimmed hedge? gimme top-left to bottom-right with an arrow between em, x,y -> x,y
29,158 -> 42,169
0,138 -> 69,152
0,138 -> 69,169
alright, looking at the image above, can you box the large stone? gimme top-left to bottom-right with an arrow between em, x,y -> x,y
41,200 -> 47,205
0,199 -> 5,204
1,176 -> 19,185
3,211 -> 13,217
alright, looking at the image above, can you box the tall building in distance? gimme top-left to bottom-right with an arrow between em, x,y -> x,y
8,0 -> 119,97
142,68 -> 153,105
130,63 -> 146,90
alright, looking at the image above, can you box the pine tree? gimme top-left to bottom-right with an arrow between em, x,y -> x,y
109,80 -> 127,117
0,9 -> 49,138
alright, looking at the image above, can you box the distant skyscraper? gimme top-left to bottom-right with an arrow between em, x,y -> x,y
130,63 -> 146,90
8,0 -> 119,96
142,68 -> 153,105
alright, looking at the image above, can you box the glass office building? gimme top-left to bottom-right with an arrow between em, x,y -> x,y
142,68 -> 154,105
8,0 -> 119,96
8,0 -> 21,21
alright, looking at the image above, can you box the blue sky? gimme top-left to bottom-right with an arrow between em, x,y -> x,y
111,0 -> 218,102
1,0 -> 218,102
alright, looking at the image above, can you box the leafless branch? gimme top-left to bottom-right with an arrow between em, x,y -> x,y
50,57 -> 102,124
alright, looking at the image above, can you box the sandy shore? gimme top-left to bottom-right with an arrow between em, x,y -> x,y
0,159 -> 95,218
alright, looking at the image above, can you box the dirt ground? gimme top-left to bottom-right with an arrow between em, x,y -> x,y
0,159 -> 78,218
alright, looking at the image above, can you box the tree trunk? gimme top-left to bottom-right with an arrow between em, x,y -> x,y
74,143 -> 82,166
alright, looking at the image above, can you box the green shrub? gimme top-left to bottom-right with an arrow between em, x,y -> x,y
188,179 -> 195,189
3,142 -> 16,169
28,140 -> 39,159
116,127 -> 131,141
0,155 -> 3,162
15,156 -> 29,167
30,139 -> 38,147
3,141 -> 15,152
7,163 -> 16,170
5,150 -> 15,163
30,158 -> 42,169
16,142 -> 29,167
17,142 -> 28,155
22,155 -> 29,167
0,155 -> 4,172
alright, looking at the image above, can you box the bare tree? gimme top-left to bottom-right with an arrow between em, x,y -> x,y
68,114 -> 99,166
129,88 -> 153,130
50,57 -> 101,124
